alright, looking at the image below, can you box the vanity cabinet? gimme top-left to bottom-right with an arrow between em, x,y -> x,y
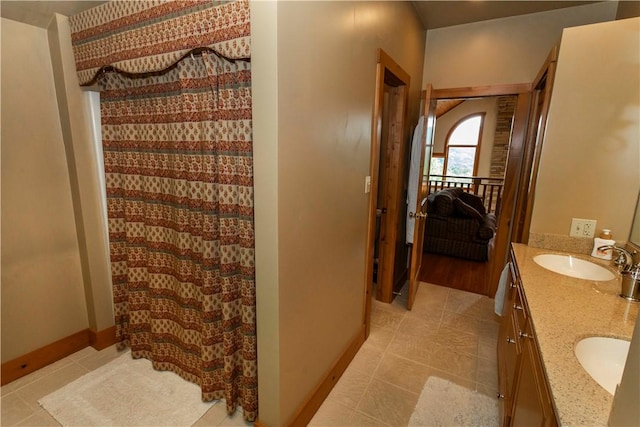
498,248 -> 558,427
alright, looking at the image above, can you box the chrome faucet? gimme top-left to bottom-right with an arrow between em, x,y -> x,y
597,245 -> 640,301
597,245 -> 636,271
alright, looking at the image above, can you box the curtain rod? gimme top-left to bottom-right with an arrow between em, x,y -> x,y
81,47 -> 251,87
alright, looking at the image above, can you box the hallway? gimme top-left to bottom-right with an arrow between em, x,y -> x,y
310,282 -> 501,425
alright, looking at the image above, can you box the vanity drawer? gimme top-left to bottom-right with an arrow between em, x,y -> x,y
512,286 -> 527,333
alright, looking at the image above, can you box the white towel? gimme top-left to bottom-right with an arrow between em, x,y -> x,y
406,116 -> 426,244
494,262 -> 511,316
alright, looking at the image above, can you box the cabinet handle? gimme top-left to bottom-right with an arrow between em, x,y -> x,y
496,393 -> 505,399
506,337 -> 516,344
509,281 -> 516,289
519,330 -> 530,339
513,303 -> 524,311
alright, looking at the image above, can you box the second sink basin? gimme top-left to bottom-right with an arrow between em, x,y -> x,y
533,254 -> 615,281
574,336 -> 630,395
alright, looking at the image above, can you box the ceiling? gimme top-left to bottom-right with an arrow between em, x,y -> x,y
412,1 -> 602,29
0,0 -> 605,30
0,1 -> 107,28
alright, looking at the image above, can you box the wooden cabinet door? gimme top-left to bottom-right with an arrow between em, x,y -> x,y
499,314 -> 521,426
499,248 -> 558,427
498,258 -> 523,425
504,316 -> 520,404
498,257 -> 517,423
511,329 -> 557,427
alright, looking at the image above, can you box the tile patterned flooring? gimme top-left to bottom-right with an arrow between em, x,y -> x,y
309,282 -> 501,426
0,345 -> 253,427
1,282 -> 500,426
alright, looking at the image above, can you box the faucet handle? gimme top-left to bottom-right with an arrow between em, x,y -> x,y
614,252 -> 629,268
598,245 -> 634,270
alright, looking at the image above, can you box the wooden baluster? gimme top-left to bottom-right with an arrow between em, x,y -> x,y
426,175 -> 505,214
480,183 -> 487,212
488,184 -> 494,216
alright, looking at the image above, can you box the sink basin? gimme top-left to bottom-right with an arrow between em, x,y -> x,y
533,254 -> 615,281
574,337 -> 630,395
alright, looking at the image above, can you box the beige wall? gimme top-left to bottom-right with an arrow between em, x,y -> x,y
250,0 -> 280,424
252,1 -> 425,425
1,18 -> 89,362
48,14 -> 114,332
530,17 -> 640,241
433,97 -> 498,177
422,2 -> 618,88
1,14 -> 114,363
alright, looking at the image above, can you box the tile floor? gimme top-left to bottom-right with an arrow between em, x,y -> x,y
1,281 -> 500,427
309,282 -> 501,426
0,344 -> 253,427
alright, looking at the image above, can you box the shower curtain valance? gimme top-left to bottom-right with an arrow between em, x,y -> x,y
69,0 -> 250,85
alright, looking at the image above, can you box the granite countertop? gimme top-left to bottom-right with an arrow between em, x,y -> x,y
511,243 -> 638,426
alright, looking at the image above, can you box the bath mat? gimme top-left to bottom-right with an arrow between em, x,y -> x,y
38,351 -> 217,426
409,376 -> 499,426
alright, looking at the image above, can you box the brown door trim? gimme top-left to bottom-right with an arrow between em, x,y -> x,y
431,83 -> 532,99
513,46 -> 559,243
488,92 -> 533,294
364,49 -> 411,337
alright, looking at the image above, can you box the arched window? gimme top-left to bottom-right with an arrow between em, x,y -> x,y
444,114 -> 484,181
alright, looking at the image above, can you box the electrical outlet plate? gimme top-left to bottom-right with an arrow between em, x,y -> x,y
570,218 -> 597,238
583,220 -> 597,238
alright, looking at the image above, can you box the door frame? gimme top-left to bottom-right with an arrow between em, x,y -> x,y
364,49 -> 410,338
512,46 -> 559,244
428,84 -> 533,297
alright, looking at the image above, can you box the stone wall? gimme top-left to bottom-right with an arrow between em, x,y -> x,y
489,96 -> 517,178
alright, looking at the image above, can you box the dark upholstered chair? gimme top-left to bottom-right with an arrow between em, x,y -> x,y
423,187 -> 497,262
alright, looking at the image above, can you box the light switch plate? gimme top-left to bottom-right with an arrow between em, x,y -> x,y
364,176 -> 371,194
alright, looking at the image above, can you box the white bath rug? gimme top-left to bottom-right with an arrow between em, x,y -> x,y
409,376 -> 499,426
38,351 -> 217,426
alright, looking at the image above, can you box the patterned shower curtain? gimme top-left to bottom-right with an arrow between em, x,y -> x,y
98,51 -> 256,420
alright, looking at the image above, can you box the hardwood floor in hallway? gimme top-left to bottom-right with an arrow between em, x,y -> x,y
419,251 -> 493,296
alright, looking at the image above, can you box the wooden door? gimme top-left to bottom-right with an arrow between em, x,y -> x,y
376,83 -> 408,303
364,49 -> 411,310
407,85 -> 435,310
487,92 -> 532,296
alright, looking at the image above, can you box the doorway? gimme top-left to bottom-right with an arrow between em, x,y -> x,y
418,86 -> 532,297
364,49 -> 411,335
375,81 -> 409,302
